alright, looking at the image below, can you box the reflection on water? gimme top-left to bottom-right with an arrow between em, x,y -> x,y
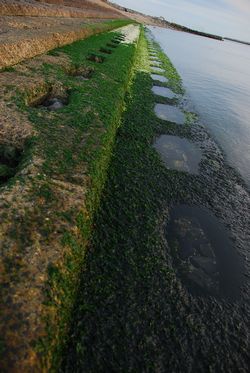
149,26 -> 250,188
153,135 -> 202,174
154,104 -> 185,124
166,205 -> 243,299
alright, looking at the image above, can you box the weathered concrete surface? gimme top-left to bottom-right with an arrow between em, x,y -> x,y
0,0 -> 121,18
0,24 -> 140,372
116,23 -> 140,44
0,19 -> 119,69
0,0 -> 126,69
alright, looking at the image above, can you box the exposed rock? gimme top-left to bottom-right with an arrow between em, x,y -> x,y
45,98 -> 65,110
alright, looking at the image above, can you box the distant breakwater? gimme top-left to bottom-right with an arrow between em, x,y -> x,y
224,37 -> 250,46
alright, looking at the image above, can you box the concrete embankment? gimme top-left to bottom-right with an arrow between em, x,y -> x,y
0,23 -> 140,371
0,21 -> 124,69
62,29 -> 250,372
0,0 -> 121,17
0,0 -> 126,69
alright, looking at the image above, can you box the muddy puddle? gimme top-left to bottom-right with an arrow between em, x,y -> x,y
151,74 -> 168,83
150,58 -> 160,63
153,135 -> 202,174
150,61 -> 161,67
154,104 -> 185,124
166,205 -> 244,299
152,86 -> 175,99
151,66 -> 165,74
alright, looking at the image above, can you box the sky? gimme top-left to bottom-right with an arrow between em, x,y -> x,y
112,0 -> 250,41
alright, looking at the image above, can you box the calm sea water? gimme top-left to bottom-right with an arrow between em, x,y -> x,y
149,27 -> 250,188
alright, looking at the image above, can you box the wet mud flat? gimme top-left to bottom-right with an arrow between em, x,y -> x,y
63,35 -> 250,371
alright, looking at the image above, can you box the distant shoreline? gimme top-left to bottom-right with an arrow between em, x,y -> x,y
110,1 -> 250,44
108,1 -> 223,41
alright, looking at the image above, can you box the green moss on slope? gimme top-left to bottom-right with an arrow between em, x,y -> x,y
24,23 -> 139,370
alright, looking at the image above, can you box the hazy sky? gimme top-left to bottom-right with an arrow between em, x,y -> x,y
112,0 -> 250,40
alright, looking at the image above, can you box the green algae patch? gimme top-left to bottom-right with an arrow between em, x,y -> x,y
0,22 -> 139,372
63,26 -> 188,372
62,29 -> 250,373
